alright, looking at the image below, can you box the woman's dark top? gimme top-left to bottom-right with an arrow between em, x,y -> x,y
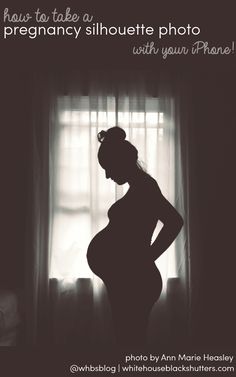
87,171 -> 162,302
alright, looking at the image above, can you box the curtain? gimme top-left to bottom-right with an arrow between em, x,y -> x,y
25,70 -> 189,348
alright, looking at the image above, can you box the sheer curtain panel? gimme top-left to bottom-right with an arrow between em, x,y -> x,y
25,71 -> 190,347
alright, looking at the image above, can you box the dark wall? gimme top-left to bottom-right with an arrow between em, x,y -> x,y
1,68 -> 30,289
189,67 -> 235,348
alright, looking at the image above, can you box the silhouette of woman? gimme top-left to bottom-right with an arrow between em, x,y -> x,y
87,126 -> 183,348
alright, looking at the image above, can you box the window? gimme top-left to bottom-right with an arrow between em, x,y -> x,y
49,95 -> 176,283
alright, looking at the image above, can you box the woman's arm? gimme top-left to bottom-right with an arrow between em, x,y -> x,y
150,194 -> 184,261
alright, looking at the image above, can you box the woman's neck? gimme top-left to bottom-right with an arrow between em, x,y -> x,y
128,165 -> 145,187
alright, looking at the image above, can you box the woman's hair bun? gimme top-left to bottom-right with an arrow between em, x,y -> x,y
97,130 -> 107,143
97,127 -> 126,144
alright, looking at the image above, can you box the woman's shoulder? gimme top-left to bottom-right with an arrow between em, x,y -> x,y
136,171 -> 162,201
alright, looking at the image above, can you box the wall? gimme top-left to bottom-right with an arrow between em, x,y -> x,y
189,67 -> 235,348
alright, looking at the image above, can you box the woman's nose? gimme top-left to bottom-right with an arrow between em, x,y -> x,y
105,170 -> 111,179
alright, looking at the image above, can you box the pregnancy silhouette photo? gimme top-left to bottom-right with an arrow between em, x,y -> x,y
1,2 -> 236,374
87,126 -> 184,349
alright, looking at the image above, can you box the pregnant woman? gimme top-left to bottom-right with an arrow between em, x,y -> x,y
87,126 -> 183,348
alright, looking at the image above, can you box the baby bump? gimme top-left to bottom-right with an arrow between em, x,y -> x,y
87,226 -> 117,279
87,227 -> 162,303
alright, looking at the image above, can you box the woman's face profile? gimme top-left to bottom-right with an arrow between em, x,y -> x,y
101,160 -> 128,185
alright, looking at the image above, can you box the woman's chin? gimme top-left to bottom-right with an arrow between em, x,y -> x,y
114,179 -> 126,185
